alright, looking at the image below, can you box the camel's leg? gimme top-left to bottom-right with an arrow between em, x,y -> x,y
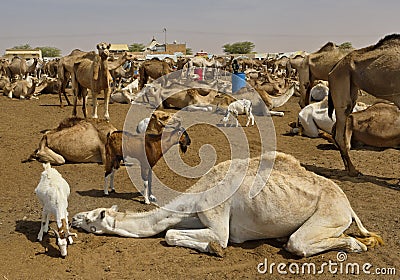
103,88 -> 111,120
285,202 -> 365,257
298,110 -> 320,138
165,206 -> 230,256
90,90 -> 98,119
36,138 -> 66,165
331,81 -> 359,176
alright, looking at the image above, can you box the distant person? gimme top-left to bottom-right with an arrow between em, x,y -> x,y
232,59 -> 239,74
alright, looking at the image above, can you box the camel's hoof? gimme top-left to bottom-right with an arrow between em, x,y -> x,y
149,195 -> 157,202
208,241 -> 225,258
103,192 -> 110,196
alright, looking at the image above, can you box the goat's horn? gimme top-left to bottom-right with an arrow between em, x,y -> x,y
49,227 -> 60,238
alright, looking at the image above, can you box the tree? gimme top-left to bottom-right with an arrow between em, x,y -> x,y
223,41 -> 255,54
11,44 -> 32,50
11,44 -> 61,57
185,48 -> 193,55
129,43 -> 145,52
38,46 -> 62,57
339,42 -> 353,49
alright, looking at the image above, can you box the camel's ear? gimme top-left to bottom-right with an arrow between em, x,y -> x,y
111,205 -> 118,212
42,162 -> 51,170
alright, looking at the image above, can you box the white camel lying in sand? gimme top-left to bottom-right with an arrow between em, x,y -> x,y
289,96 -> 368,138
72,152 -> 383,257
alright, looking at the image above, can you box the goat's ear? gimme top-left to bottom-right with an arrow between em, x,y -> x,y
100,210 -> 106,219
111,205 -> 118,212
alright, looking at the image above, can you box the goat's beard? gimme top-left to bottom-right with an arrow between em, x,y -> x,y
179,144 -> 188,153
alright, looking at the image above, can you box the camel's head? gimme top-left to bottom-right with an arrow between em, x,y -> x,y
72,205 -> 119,235
177,127 -> 191,153
96,42 -> 111,59
147,110 -> 181,134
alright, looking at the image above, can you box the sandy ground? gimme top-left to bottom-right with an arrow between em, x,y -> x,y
0,91 -> 399,280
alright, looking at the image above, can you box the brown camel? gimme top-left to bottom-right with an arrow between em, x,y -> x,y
138,59 -> 172,90
290,42 -> 353,108
57,49 -> 88,107
23,117 -> 117,165
6,56 -> 27,81
108,52 -> 135,91
328,34 -> 400,176
71,42 -> 112,120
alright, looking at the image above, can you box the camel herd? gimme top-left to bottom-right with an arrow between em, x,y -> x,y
2,33 -> 399,258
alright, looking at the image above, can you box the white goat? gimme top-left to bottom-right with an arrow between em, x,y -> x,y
222,99 -> 254,127
121,78 -> 138,94
35,163 -> 76,257
136,117 -> 150,134
291,97 -> 369,138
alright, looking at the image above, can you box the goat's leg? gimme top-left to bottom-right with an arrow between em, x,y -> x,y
148,170 -> 156,202
38,211 -> 50,241
104,169 -> 115,195
65,214 -> 77,244
143,169 -> 156,204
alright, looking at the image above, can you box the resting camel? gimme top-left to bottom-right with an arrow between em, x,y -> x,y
71,42 -> 112,120
144,83 -> 218,111
320,102 -> 400,150
104,115 -> 191,204
138,59 -> 172,90
289,96 -> 368,138
72,152 -> 383,257
5,76 -> 54,99
58,49 -> 88,107
290,42 -> 353,108
23,117 -> 117,165
328,34 -> 400,176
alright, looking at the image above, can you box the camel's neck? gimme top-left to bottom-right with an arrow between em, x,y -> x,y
108,55 -> 127,70
112,201 -> 196,237
145,130 -> 179,167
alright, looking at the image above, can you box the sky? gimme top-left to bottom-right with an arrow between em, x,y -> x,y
1,0 -> 399,56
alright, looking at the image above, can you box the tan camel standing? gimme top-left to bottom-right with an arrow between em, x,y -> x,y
6,56 -> 27,81
71,42 -> 112,120
72,152 -> 383,257
290,42 -> 353,108
328,34 -> 400,176
57,49 -> 88,107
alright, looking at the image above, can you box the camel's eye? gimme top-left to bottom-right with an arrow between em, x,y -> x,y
90,226 -> 96,233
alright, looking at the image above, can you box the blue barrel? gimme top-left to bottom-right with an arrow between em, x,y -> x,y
232,72 -> 246,93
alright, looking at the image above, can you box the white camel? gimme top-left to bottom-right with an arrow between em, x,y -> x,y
72,152 -> 383,257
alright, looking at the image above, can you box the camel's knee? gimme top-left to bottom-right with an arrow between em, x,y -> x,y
285,235 -> 308,257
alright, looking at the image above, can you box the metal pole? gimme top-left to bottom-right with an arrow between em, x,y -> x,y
163,28 -> 167,45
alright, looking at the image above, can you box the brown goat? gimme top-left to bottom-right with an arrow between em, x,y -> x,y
104,126 -> 191,204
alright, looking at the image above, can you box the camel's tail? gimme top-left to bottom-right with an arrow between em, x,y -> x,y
138,64 -> 146,90
328,92 -> 334,120
351,207 -> 384,248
